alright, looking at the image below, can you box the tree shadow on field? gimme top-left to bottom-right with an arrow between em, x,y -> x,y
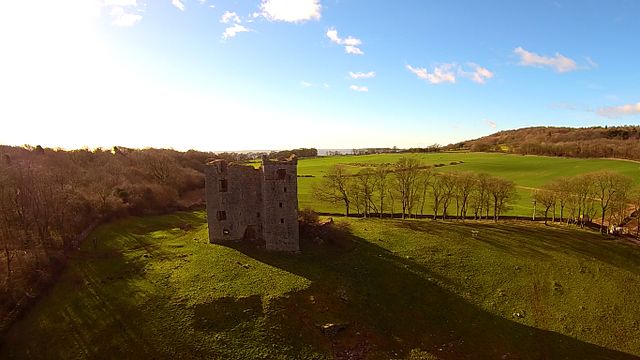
230,227 -> 640,360
398,219 -> 640,275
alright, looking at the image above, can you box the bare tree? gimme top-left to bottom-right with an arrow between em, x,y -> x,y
354,168 -> 376,217
550,177 -> 571,223
373,165 -> 390,218
312,165 -> 352,216
454,172 -> 476,220
431,175 -> 444,220
417,168 -> 434,216
439,173 -> 457,220
393,158 -> 422,219
488,177 -> 517,222
592,171 -> 633,234
533,187 -> 556,225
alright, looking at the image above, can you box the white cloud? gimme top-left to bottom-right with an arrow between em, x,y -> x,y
344,45 -> 364,55
326,27 -> 364,55
349,71 -> 375,79
220,11 -> 240,23
222,23 -> 249,39
109,6 -> 142,27
260,0 -> 321,23
171,0 -> 185,11
514,47 -> 577,73
300,81 -> 312,87
406,64 -> 456,84
485,119 -> 497,129
349,85 -> 368,92
596,102 -> 640,119
407,63 -> 494,85
460,63 -> 493,84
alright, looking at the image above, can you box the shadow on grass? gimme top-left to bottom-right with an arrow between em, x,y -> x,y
229,229 -> 640,360
397,220 -> 640,275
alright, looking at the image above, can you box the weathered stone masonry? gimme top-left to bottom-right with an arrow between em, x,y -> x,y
205,155 -> 299,252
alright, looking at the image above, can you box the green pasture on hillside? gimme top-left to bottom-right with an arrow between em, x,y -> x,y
296,152 -> 640,215
2,211 -> 640,359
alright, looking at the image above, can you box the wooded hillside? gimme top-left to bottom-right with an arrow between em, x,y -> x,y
448,126 -> 640,160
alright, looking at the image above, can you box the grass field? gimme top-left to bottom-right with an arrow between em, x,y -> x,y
3,211 -> 640,359
296,152 -> 640,215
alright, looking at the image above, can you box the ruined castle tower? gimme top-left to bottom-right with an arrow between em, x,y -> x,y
204,155 -> 299,252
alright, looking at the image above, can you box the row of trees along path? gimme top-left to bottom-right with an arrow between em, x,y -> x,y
313,158 -> 640,237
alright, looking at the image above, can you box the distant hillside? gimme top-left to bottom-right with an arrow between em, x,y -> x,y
448,126 -> 640,160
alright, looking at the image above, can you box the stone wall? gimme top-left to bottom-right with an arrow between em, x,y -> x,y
261,156 -> 299,252
205,156 -> 299,252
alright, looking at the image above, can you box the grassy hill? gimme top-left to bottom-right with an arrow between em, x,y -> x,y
2,211 -> 640,359
446,126 -> 640,160
296,152 -> 640,215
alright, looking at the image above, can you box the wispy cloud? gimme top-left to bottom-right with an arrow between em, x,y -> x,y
514,47 -> 577,73
349,71 -> 375,79
171,0 -> 185,11
222,23 -> 250,40
484,119 -> 497,129
407,63 -> 494,85
406,64 -> 457,84
349,85 -> 368,92
259,0 -> 321,23
326,27 -> 364,55
459,63 -> 494,84
596,102 -> 640,119
220,11 -> 241,23
300,81 -> 330,89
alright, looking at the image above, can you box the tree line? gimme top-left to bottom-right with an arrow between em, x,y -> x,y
449,126 -> 640,161
532,171 -> 640,235
313,158 -> 518,222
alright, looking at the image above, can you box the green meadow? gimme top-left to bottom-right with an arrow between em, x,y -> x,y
296,152 -> 640,215
2,211 -> 640,359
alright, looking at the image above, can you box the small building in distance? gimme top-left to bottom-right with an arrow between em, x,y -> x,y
205,155 -> 299,252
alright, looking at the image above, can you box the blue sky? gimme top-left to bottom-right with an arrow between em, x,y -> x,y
1,0 -> 639,151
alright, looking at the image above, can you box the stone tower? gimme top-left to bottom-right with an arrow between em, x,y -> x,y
204,155 -> 299,252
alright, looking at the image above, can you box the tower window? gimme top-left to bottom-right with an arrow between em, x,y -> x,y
219,179 -> 228,192
284,187 -> 287,192
217,211 -> 227,221
257,212 -> 261,218
277,169 -> 286,179
279,202 -> 283,208
280,218 -> 284,224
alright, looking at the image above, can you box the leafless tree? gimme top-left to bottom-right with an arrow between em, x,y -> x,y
454,172 -> 476,220
393,158 -> 422,219
313,165 -> 352,216
373,165 -> 390,218
533,187 -> 556,225
592,171 -> 633,234
488,177 -> 517,222
417,168 -> 434,216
